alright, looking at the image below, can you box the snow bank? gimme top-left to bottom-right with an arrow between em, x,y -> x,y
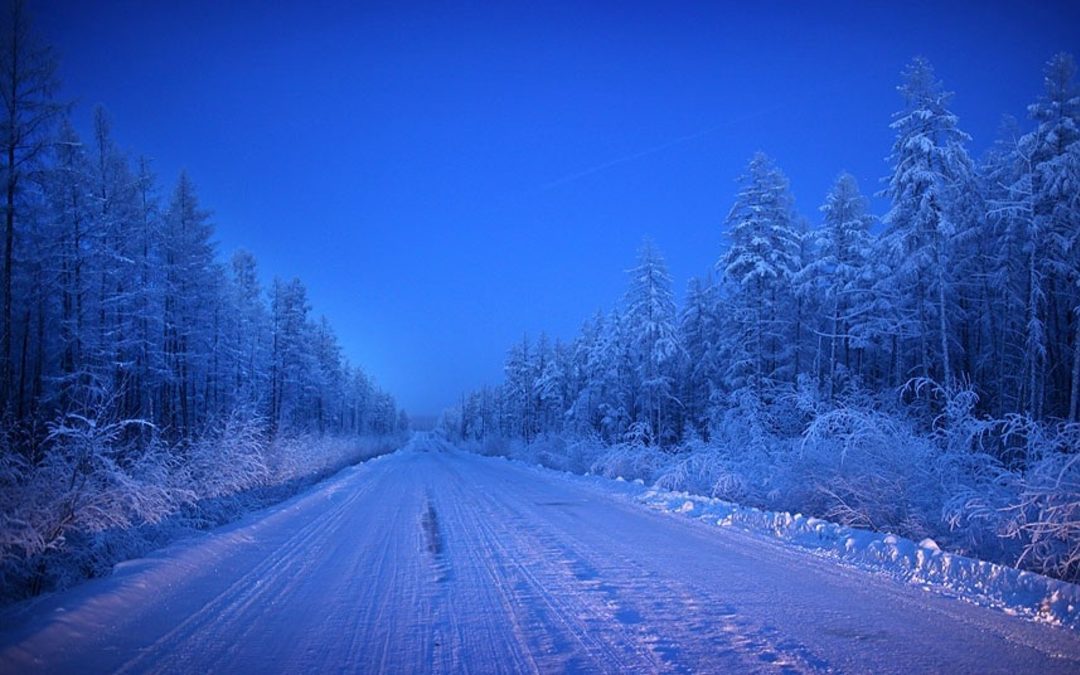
476,449 -> 1080,631
635,485 -> 1080,630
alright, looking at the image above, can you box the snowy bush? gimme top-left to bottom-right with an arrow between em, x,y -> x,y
654,443 -> 729,496
590,440 -> 670,483
937,449 -> 1019,561
265,433 -> 404,484
520,435 -> 570,471
0,412 -> 189,598
795,402 -> 946,539
561,437 -> 606,474
0,404 -> 405,604
1002,418 -> 1080,582
184,412 -> 271,499
37,414 -> 182,541
478,436 -> 514,458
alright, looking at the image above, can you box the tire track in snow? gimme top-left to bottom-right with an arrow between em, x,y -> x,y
115,458 -> 393,673
441,450 -> 1080,673
435,454 -> 666,672
3,439 -> 1080,674
448,451 -> 823,673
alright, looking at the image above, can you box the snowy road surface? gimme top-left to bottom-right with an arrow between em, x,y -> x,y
3,436 -> 1080,673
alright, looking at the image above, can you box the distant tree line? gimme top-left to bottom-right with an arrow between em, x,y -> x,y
0,1 -> 401,450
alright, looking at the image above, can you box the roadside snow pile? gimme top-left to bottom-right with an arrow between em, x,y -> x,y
636,485 -> 1080,630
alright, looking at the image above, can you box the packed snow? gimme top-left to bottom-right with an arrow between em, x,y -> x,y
2,435 -> 1078,673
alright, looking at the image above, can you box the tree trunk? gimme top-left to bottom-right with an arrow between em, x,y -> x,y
937,265 -> 952,388
1070,306 -> 1080,423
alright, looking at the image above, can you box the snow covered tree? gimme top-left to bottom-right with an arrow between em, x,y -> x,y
160,172 -> 217,438
269,276 -> 313,436
881,57 -> 973,389
0,0 -> 64,413
311,316 -> 344,433
718,152 -> 801,395
624,240 -> 682,445
566,312 -> 605,435
679,276 -> 721,438
228,249 -> 269,412
804,173 -> 875,398
534,336 -> 568,435
1019,53 -> 1080,420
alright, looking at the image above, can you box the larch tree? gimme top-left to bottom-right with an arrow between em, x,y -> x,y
808,173 -> 875,399
0,0 -> 63,414
624,239 -> 681,445
679,275 -> 720,438
718,152 -> 801,396
881,57 -> 973,389
160,172 -> 216,437
1019,53 -> 1080,419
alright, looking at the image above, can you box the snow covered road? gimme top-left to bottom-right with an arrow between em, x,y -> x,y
3,435 -> 1080,673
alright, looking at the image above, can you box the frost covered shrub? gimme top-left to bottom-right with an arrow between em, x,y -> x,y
453,432 -> 516,457
0,414 -> 187,599
937,444 -> 1019,562
708,389 -> 777,453
562,437 -> 607,474
590,440 -> 669,483
1002,418 -> 1080,582
479,436 -> 513,458
264,433 -> 403,483
903,380 -> 1022,561
0,451 -> 36,591
36,415 -> 183,543
521,435 -> 571,471
701,393 -> 792,506
0,405 -> 405,603
796,406 -> 941,538
185,413 -> 271,499
654,440 -> 729,496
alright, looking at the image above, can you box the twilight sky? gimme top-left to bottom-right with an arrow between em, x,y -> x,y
36,0 -> 1079,415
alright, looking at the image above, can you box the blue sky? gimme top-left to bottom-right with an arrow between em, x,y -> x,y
36,1 -> 1079,415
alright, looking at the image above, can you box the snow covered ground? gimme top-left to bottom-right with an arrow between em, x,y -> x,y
2,434 -> 1079,673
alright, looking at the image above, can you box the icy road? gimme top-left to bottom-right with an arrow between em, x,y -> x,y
3,436 -> 1080,673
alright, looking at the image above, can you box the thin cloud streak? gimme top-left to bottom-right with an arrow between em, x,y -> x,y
536,103 -> 786,193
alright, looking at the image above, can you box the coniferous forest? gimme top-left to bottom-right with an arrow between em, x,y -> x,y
0,3 -> 404,600
447,54 -> 1080,583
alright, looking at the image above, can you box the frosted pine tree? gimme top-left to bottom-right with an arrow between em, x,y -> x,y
534,338 -> 568,435
593,310 -> 632,442
0,0 -> 64,412
228,249 -> 269,410
1018,53 -> 1080,419
624,240 -> 681,445
882,57 -> 973,388
679,276 -> 720,437
503,334 -> 534,441
809,173 -> 874,398
719,152 -> 801,395
161,172 -> 217,437
269,277 -> 313,435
